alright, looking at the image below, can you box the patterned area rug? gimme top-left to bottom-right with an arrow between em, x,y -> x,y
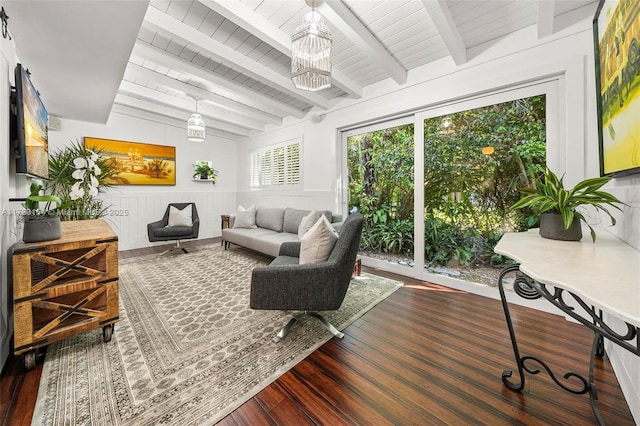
32,244 -> 402,425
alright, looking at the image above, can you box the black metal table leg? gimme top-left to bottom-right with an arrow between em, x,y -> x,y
498,264 -> 527,391
498,264 -> 595,416
589,331 -> 605,425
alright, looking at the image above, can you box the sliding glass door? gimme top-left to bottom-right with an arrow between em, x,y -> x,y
416,82 -> 558,287
342,117 -> 415,273
341,80 -> 560,289
418,95 -> 547,286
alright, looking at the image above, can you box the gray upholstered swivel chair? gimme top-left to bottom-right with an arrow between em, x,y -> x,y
147,202 -> 200,254
250,213 -> 364,342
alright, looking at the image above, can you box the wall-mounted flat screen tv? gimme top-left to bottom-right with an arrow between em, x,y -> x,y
593,0 -> 640,177
11,63 -> 49,179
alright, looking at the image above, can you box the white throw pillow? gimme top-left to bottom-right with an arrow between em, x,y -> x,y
299,215 -> 339,265
298,210 -> 322,239
233,205 -> 257,229
167,205 -> 193,227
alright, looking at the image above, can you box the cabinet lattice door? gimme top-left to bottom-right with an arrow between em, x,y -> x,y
12,219 -> 119,368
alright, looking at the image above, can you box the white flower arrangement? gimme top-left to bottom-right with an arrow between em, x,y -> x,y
69,150 -> 102,201
45,140 -> 118,221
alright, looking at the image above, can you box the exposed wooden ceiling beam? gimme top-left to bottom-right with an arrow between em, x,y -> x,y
318,0 -> 407,85
144,6 -> 331,110
118,86 -> 257,136
197,0 -> 362,98
421,0 -> 467,66
537,0 -> 556,39
131,42 -> 306,119
111,102 -> 242,142
124,63 -> 280,128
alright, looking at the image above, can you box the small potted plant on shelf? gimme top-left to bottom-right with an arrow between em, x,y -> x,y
22,182 -> 63,243
193,162 -> 218,184
511,167 -> 624,242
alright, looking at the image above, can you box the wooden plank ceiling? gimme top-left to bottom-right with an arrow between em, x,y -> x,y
115,0 -> 598,141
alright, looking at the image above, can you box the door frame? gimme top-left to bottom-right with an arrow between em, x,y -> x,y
415,79 -> 561,287
337,76 -> 572,293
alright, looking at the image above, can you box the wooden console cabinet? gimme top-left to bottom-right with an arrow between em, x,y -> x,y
12,219 -> 119,369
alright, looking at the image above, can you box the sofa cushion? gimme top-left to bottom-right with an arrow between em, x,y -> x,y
255,207 -> 285,232
321,210 -> 333,224
154,225 -> 194,238
223,228 -> 274,248
222,228 -> 299,257
299,216 -> 339,264
167,205 -> 192,227
283,208 -> 311,234
233,205 -> 257,229
251,232 -> 299,257
298,210 -> 321,238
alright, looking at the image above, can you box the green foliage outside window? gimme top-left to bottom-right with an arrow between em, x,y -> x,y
348,95 -> 546,267
348,124 -> 415,256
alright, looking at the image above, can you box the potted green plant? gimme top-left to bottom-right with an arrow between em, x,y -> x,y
47,141 -> 118,220
193,162 -> 218,184
22,182 -> 63,243
511,167 -> 624,242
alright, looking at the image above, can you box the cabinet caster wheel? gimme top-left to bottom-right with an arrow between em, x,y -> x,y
24,351 -> 36,371
102,324 -> 114,342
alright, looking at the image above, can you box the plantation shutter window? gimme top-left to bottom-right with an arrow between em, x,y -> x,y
250,138 -> 302,189
273,146 -> 285,185
260,150 -> 272,186
286,143 -> 300,185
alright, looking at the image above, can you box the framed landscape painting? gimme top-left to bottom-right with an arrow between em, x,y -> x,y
593,0 -> 640,177
84,137 -> 176,185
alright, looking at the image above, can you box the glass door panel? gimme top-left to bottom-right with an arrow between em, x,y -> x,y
420,95 -> 547,286
345,120 -> 415,271
339,80 -> 559,287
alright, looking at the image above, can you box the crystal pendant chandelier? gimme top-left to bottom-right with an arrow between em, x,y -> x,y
291,0 -> 332,92
187,100 -> 205,142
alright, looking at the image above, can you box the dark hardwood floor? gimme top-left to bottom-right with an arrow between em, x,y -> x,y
1,238 -> 634,425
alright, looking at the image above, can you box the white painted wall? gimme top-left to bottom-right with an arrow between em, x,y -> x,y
0,53 -> 238,368
0,27 -> 21,374
1,4 -> 638,421
237,24 -> 595,205
600,176 -> 640,422
236,126 -> 336,211
234,15 -> 640,424
47,114 -> 238,251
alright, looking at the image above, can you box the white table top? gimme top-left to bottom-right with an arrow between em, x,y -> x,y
495,229 -> 640,328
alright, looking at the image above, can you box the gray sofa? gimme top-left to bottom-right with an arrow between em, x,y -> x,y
222,207 -> 342,257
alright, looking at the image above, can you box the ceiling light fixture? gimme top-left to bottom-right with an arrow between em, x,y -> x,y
187,100 -> 205,142
291,0 -> 332,92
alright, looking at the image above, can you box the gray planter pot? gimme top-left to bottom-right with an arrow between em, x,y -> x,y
539,213 -> 582,241
23,215 -> 62,243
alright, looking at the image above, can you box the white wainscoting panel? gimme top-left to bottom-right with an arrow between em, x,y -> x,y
99,191 -> 237,251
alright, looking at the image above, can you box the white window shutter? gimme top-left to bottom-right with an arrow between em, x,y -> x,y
260,150 -> 272,186
273,146 -> 285,185
286,143 -> 300,185
249,138 -> 302,189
